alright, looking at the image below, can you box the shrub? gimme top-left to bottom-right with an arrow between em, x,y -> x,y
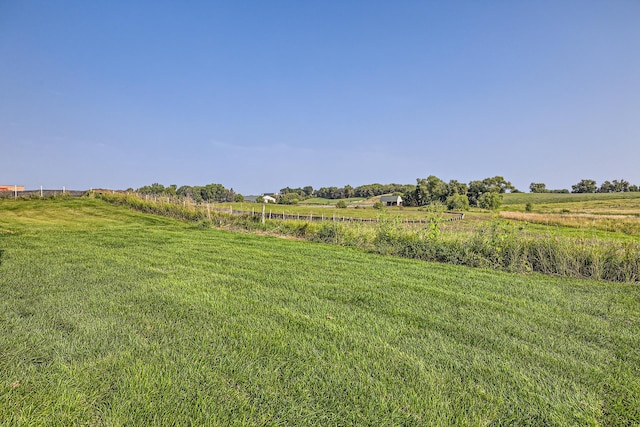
478,192 -> 502,210
336,200 -> 347,209
446,194 -> 469,211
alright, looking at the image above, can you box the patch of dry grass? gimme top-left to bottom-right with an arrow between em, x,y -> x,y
500,211 -> 640,236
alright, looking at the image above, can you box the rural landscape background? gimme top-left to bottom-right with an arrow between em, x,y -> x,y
2,1 -> 640,425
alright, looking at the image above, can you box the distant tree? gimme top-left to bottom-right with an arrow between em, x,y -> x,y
630,185 -> 639,192
343,185 -> 354,199
234,194 -> 244,202
478,192 -> 503,210
316,186 -> 340,199
483,176 -> 516,193
335,200 -> 347,208
467,176 -> 516,206
466,176 -> 513,207
525,202 -> 533,212
466,180 -> 486,207
529,183 -> 549,193
137,183 -> 167,195
613,179 -> 631,192
166,184 -> 177,195
177,185 -> 193,198
255,195 -> 265,203
373,201 -> 384,210
571,179 -> 597,193
447,180 -> 468,197
303,186 -> 314,197
598,180 -> 615,193
415,176 -> 448,205
446,194 -> 469,211
277,193 -> 300,205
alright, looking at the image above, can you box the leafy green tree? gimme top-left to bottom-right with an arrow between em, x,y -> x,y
529,183 -> 548,193
598,180 -> 615,193
137,183 -> 166,195
571,179 -> 597,193
467,176 -> 515,207
343,185 -> 354,199
335,200 -> 347,208
277,193 -> 300,204
478,192 -> 502,210
483,176 -> 515,193
255,195 -> 265,203
466,180 -> 486,207
447,180 -> 468,196
446,194 -> 469,211
234,194 -> 244,202
177,185 -> 193,198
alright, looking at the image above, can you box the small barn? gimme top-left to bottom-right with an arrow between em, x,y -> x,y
245,195 -> 277,203
380,195 -> 403,206
262,195 -> 277,203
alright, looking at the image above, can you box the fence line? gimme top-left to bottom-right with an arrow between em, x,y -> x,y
0,189 -> 86,198
209,206 -> 465,224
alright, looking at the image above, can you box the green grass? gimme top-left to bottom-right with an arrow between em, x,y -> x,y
215,201 -> 460,221
1,198 -> 639,425
503,191 -> 640,206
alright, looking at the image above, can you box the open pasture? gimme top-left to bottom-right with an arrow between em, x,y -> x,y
1,198 -> 639,425
503,192 -> 640,213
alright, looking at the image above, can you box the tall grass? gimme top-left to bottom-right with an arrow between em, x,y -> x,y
500,211 -> 640,236
97,193 -> 640,283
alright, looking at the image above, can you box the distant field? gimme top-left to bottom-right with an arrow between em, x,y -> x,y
499,192 -> 640,236
503,191 -> 640,206
1,198 -> 638,425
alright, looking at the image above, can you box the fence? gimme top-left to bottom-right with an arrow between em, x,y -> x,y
0,189 -> 87,198
210,205 -> 465,224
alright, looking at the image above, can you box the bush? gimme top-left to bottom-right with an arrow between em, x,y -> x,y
478,192 -> 502,210
525,202 -> 533,212
336,200 -> 347,209
373,202 -> 384,210
446,194 -> 469,211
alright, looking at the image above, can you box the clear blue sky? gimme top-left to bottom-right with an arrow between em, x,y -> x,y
1,1 -> 639,194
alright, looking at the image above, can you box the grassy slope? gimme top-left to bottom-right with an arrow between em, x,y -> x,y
1,199 -> 639,425
503,191 -> 640,207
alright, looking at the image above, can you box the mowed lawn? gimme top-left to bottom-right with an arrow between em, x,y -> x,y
1,199 -> 639,426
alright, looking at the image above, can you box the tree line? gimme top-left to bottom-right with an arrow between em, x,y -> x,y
530,179 -> 639,194
135,176 -> 639,208
399,175 -> 515,210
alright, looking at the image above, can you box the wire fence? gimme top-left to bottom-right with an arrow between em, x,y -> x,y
210,206 -> 465,223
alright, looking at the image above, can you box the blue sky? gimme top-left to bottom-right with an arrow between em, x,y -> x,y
1,1 -> 639,194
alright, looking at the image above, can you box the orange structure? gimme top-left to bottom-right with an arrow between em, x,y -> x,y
0,185 -> 25,191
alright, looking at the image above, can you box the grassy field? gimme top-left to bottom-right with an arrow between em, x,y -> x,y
1,198 -> 639,425
503,191 -> 640,206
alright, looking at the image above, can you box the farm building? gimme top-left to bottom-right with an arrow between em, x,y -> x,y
244,195 -> 277,203
0,185 -> 24,192
380,195 -> 403,206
